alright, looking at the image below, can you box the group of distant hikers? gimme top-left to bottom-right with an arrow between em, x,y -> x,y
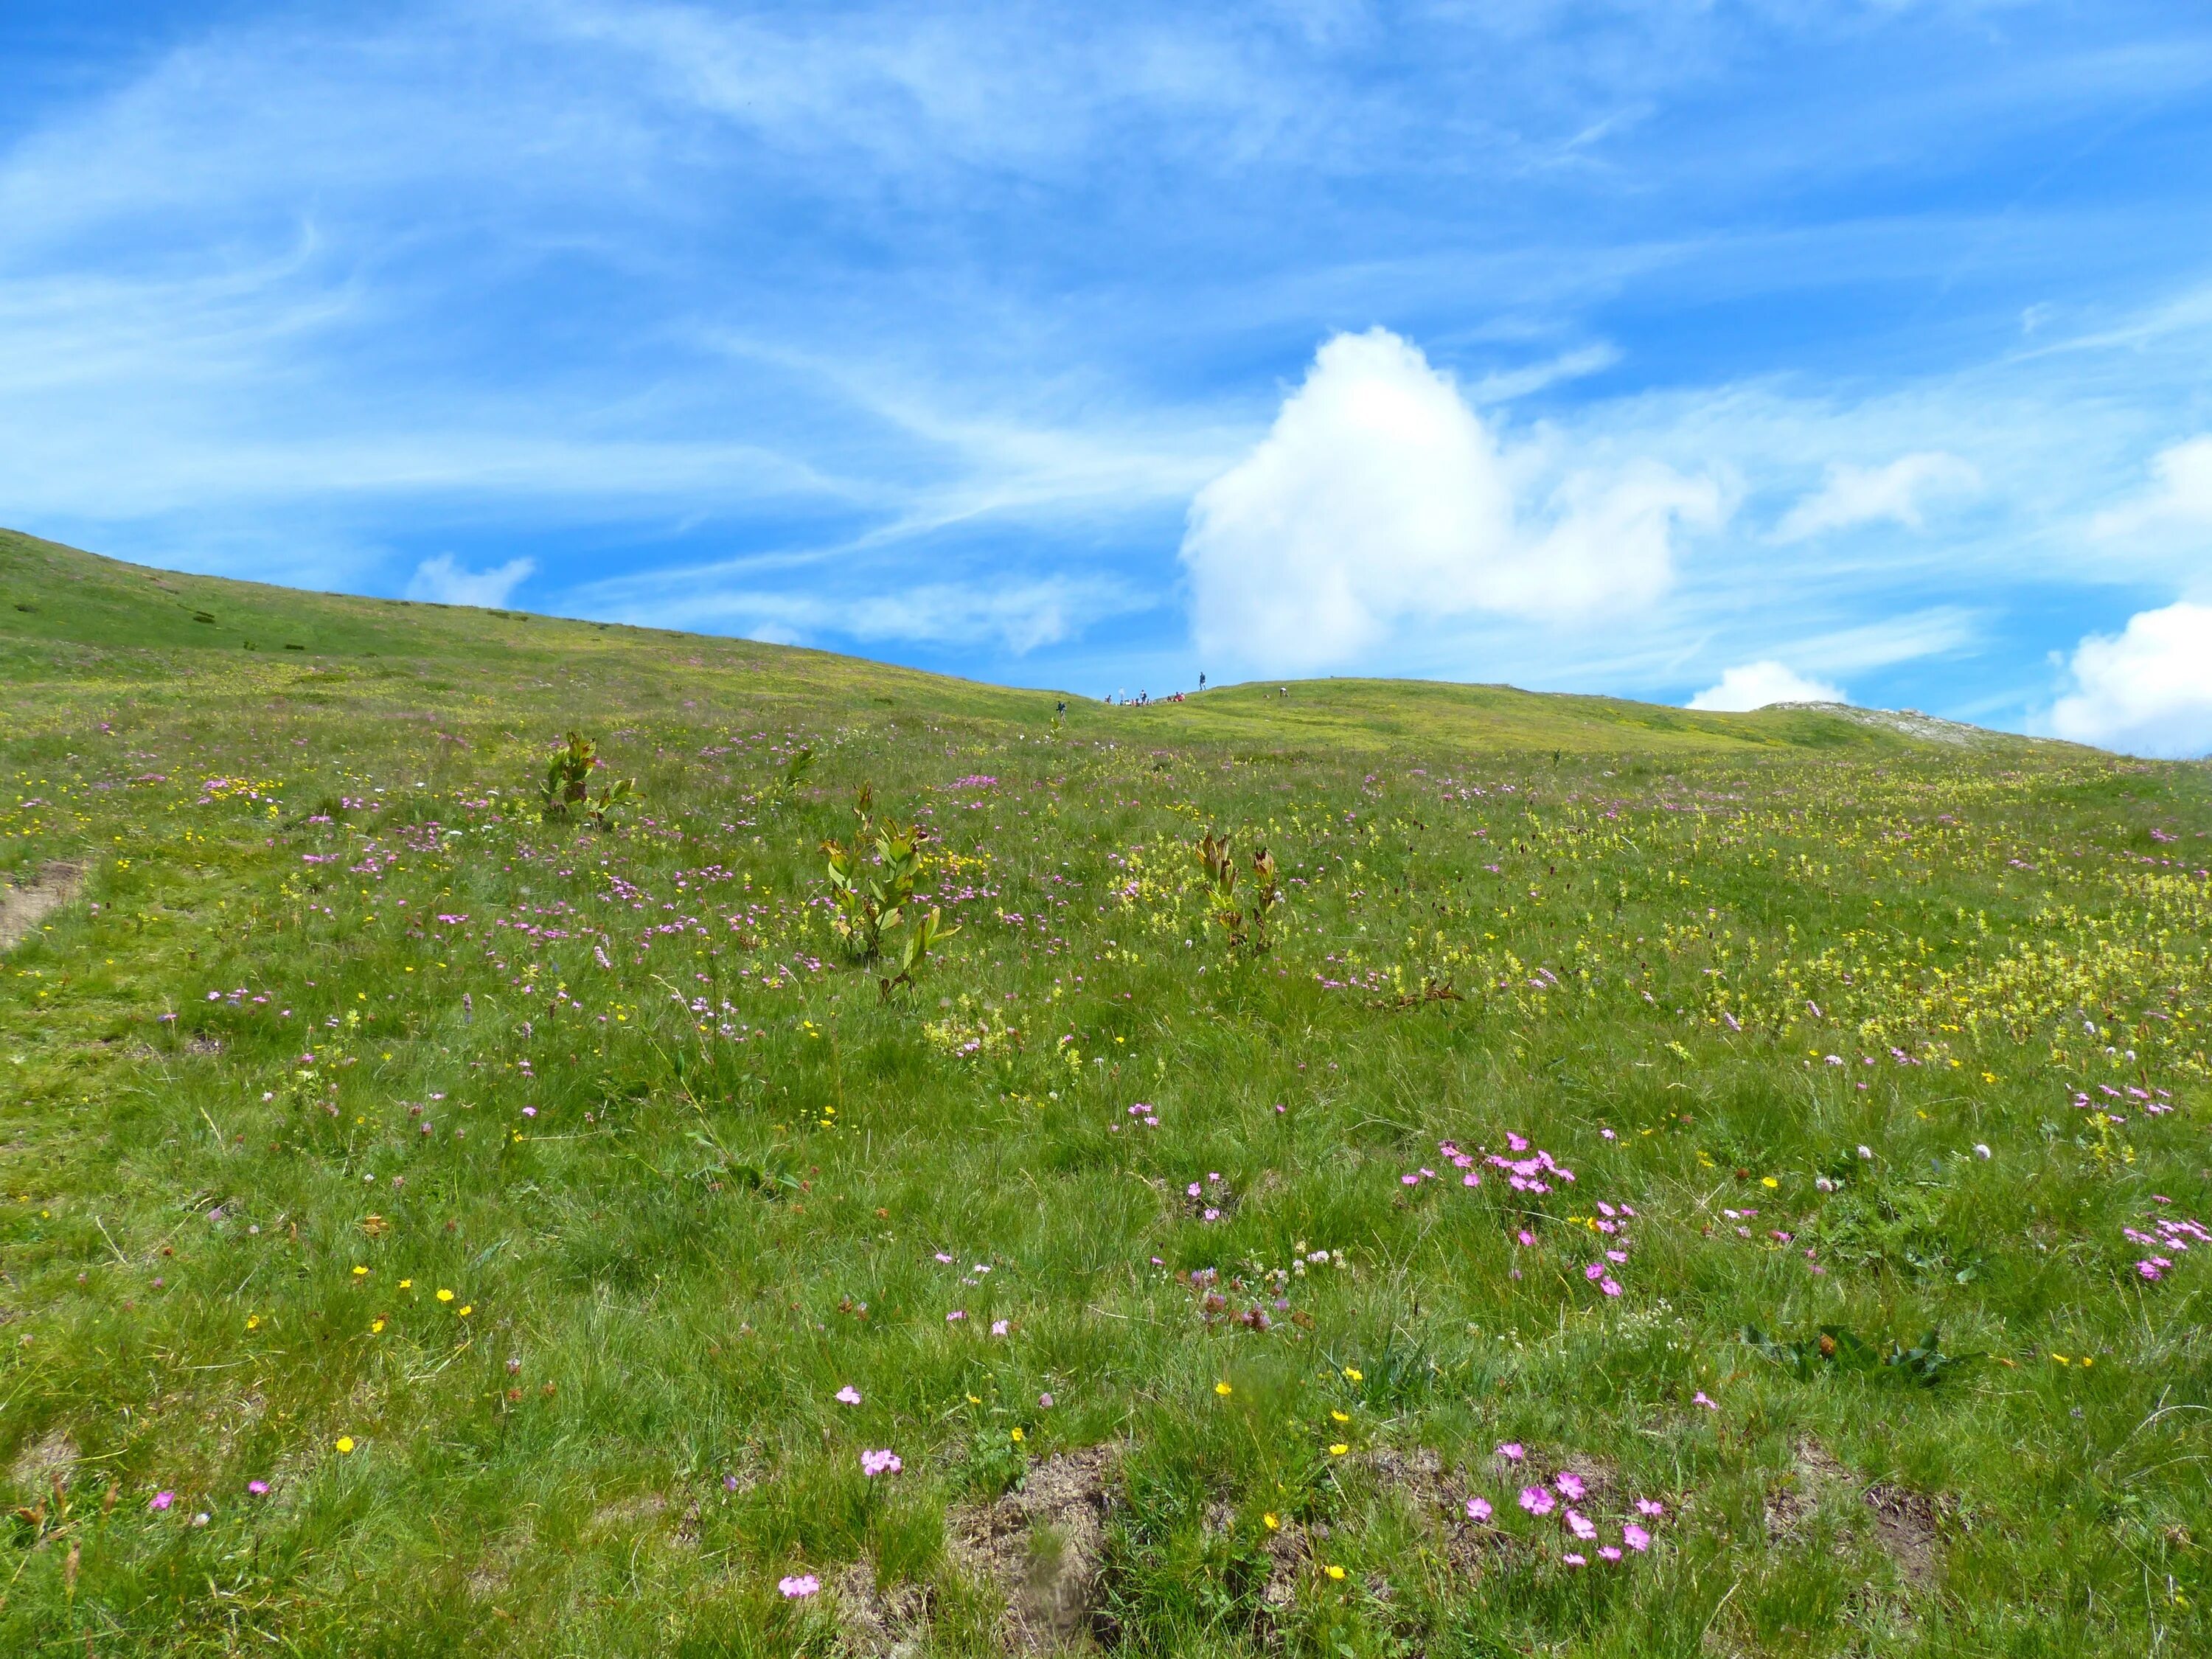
1093,674 -> 1291,708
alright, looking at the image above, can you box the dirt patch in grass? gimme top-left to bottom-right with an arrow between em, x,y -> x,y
1764,1436 -> 1851,1540
1762,1437 -> 1943,1591
1357,1445 -> 1497,1577
8,1427 -> 77,1497
834,1558 -> 933,1658
947,1444 -> 1120,1654
1863,1482 -> 1941,1591
0,860 -> 81,952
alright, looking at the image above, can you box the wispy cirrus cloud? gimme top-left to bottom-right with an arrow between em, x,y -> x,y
1,0 -> 2211,700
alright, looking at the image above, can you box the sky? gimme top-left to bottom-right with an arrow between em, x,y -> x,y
4,1 -> 2212,754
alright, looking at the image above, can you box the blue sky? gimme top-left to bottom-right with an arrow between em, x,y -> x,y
5,2 -> 2212,751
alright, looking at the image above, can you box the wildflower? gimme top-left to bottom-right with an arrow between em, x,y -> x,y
1519,1486 -> 1556,1516
1566,1509 -> 1596,1540
1973,1144 -> 1992,1160
1331,1409 -> 1349,1423
1329,1443 -> 1349,1456
436,1288 -> 454,1303
1263,1511 -> 1281,1529
150,1491 -> 175,1512
335,1436 -> 355,1454
1516,1229 -> 1535,1246
859,1449 -> 902,1476
1634,1498 -> 1665,1518
1563,1552 -> 1587,1566
1466,1495 -> 1493,1521
1623,1522 -> 1652,1551
779,1573 -> 820,1599
1496,1441 -> 1526,1461
1857,1145 -> 1873,1161
1011,1427 -> 1025,1443
1554,1471 -> 1585,1500
1039,1393 -> 1054,1408
1599,1545 -> 1622,1561
835,1385 -> 861,1405
946,1310 -> 967,1323
351,1265 -> 368,1277
1693,1391 -> 1717,1410
247,1480 -> 269,1495
1325,1564 -> 1346,1581
1342,1366 -> 1362,1382
724,1475 -> 740,1491
1215,1381 -> 1233,1397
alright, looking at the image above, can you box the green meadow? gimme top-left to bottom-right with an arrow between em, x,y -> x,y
2,524 -> 2208,1657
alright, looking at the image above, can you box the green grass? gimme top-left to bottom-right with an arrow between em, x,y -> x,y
2,525 -> 2208,1656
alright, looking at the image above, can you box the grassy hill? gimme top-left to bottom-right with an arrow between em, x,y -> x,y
1,526 -> 2208,1657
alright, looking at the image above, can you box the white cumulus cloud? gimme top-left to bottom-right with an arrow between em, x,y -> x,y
1178,327 -> 1723,674
1687,661 -> 1846,712
2090,437 -> 2212,539
1774,451 -> 1979,542
2048,602 -> 2212,758
406,554 -> 535,608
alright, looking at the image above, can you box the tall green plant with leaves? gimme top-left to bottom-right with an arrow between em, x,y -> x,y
538,730 -> 636,829
820,784 -> 960,993
1198,831 -> 1283,951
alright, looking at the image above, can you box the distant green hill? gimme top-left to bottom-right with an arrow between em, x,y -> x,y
0,524 -> 2054,761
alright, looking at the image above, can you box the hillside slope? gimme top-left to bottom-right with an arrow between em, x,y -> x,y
1,527 -> 2206,1658
1,525 -> 2051,761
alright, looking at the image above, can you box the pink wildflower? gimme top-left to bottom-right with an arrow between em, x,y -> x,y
779,1573 -> 820,1599
1496,1441 -> 1526,1461
1623,1522 -> 1651,1551
1634,1498 -> 1665,1518
1554,1471 -> 1585,1500
1466,1495 -> 1493,1521
1518,1486 -> 1555,1516
835,1385 -> 861,1405
860,1449 -> 902,1476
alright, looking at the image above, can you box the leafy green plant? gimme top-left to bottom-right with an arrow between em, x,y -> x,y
880,904 -> 957,1001
776,745 -> 815,798
1197,832 -> 1284,951
538,729 -> 636,828
821,784 -> 924,963
1742,1323 -> 1979,1387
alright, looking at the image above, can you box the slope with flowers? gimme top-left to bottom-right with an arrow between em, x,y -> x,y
1,527 -> 2209,1657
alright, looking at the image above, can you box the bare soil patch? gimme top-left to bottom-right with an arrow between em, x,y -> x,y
1863,1482 -> 1941,1591
947,1445 -> 1121,1654
834,1558 -> 933,1658
0,860 -> 81,951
